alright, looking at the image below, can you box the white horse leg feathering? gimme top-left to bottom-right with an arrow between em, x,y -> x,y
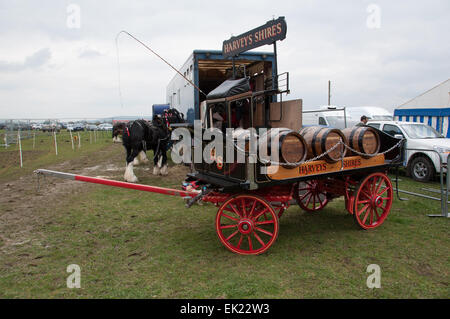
124,162 -> 138,183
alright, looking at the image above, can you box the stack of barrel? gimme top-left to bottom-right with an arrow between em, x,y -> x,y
298,126 -> 381,163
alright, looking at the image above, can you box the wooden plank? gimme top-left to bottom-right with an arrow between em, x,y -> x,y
269,99 -> 303,131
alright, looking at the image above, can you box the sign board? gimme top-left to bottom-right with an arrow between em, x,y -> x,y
222,17 -> 287,58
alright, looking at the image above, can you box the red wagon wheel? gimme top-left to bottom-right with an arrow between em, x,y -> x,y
294,180 -> 329,212
215,194 -> 279,255
353,172 -> 393,229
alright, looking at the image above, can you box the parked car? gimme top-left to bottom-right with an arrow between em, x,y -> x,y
71,123 -> 85,132
85,124 -> 98,131
41,123 -> 61,132
98,123 -> 113,131
367,120 -> 450,182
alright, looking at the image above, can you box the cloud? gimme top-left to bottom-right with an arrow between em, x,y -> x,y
0,48 -> 51,72
79,48 -> 103,59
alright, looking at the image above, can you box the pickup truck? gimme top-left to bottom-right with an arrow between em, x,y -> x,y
367,120 -> 450,182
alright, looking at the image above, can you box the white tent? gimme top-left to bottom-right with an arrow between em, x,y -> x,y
394,78 -> 450,136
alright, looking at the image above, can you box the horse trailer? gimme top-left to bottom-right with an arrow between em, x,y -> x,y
166,50 -> 276,124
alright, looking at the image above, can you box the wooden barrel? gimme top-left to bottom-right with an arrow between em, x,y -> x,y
299,126 -> 347,163
258,128 -> 307,169
342,126 -> 380,158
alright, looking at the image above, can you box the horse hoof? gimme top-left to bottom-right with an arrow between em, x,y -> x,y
160,165 -> 168,176
133,158 -> 140,165
153,166 -> 160,175
124,175 -> 138,183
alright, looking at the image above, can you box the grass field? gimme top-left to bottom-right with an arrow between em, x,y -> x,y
0,137 -> 448,298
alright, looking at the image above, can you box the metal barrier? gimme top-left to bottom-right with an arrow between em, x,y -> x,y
393,148 -> 449,218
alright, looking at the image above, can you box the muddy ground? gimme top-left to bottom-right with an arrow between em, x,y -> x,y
0,143 -> 189,254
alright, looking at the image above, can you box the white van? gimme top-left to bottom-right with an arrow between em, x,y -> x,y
302,105 -> 355,129
302,106 -> 393,129
347,106 -> 393,122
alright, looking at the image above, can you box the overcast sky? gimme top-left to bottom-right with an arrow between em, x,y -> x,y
0,0 -> 449,119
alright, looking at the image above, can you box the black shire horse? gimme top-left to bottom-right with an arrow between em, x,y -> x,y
122,117 -> 170,182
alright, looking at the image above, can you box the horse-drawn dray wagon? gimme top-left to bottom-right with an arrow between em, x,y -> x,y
35,75 -> 403,255
35,17 -> 404,255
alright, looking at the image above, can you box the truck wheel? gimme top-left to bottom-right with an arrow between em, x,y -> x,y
409,156 -> 434,182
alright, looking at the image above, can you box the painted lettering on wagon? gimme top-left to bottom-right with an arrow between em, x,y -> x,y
222,17 -> 287,58
299,163 -> 327,175
298,158 -> 363,176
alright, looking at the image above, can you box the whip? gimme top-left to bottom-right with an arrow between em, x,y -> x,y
115,30 -> 207,108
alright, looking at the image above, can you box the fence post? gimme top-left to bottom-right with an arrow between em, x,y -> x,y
54,131 -> 58,155
78,132 -> 81,149
18,130 -> 23,168
90,131 -> 92,144
33,132 -> 36,149
69,130 -> 74,151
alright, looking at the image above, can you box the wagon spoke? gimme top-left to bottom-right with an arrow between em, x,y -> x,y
241,198 -> 247,217
372,177 -> 378,193
255,220 -> 274,226
374,207 -> 381,220
221,213 -> 239,222
375,177 -> 383,194
357,203 -> 370,216
236,235 -> 244,249
255,227 -> 273,237
305,193 -> 313,207
249,199 -> 257,218
378,187 -> 389,197
247,235 -> 253,251
226,230 -> 239,242
229,203 -> 243,218
220,224 -> 238,229
357,199 -> 370,204
362,207 -> 371,224
312,194 -> 316,209
361,189 -> 372,200
253,231 -> 266,247
252,208 -> 269,221
299,191 -> 310,201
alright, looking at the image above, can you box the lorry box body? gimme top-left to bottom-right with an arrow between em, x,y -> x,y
166,50 -> 276,124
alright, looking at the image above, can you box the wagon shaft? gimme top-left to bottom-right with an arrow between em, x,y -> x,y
34,169 -> 198,198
